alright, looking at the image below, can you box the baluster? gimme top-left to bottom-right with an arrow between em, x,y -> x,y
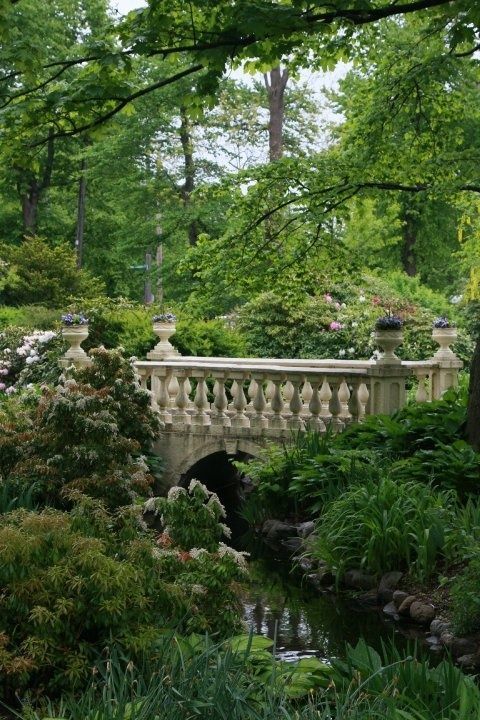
415,371 -> 429,403
228,379 -> 239,413
308,381 -> 326,432
171,375 -> 191,425
357,382 -> 369,420
301,380 -> 313,415
319,378 -> 332,425
251,377 -> 268,430
270,377 -> 286,430
211,377 -> 231,427
192,375 -> 211,426
168,372 -> 180,408
156,372 -> 172,423
329,379 -> 345,432
265,380 -> 275,413
288,379 -> 305,430
138,369 -> 148,392
283,381 -> 294,414
231,376 -> 250,428
185,377 -> 194,410
246,378 -> 258,416
338,378 -> 351,423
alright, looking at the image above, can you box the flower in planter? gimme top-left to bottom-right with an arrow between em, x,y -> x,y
152,312 -> 176,323
433,317 -> 453,329
61,313 -> 89,326
375,315 -> 403,331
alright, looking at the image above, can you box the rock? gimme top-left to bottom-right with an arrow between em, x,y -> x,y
398,595 -> 417,616
392,590 -> 409,609
298,557 -> 314,573
409,601 -> 435,625
457,653 -> 480,669
430,619 -> 450,636
383,601 -> 400,620
297,521 -> 315,538
440,631 -> 454,648
425,636 -> 442,650
262,519 -> 298,540
307,567 -> 335,589
343,569 -> 377,591
451,637 -> 478,659
357,589 -> 379,606
378,572 -> 404,603
281,537 -> 303,554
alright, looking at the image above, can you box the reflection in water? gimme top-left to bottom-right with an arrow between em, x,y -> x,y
242,560 -> 420,662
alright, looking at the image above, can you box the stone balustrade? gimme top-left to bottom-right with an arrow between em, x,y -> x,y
134,350 -> 462,438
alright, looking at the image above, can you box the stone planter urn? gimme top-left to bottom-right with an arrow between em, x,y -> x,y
374,329 -> 403,365
432,326 -> 457,361
147,321 -> 180,360
60,324 -> 90,368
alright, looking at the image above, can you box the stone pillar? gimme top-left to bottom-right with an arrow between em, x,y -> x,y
430,327 -> 463,399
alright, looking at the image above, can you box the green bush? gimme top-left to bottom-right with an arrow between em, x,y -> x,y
451,549 -> 480,635
0,500 -> 186,697
0,304 -> 58,330
238,274 -> 473,362
310,476 -> 456,580
0,237 -> 104,307
2,348 -> 160,509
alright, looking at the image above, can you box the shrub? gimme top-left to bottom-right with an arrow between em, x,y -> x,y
0,500 -> 186,697
0,237 -> 104,307
2,348 -> 160,509
310,476 -> 456,580
0,325 -> 65,393
153,481 -> 248,636
0,304 -> 58,330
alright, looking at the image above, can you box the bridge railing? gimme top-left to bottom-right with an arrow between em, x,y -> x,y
134,349 -> 462,437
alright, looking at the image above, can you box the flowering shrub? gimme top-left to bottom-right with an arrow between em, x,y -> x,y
152,481 -> 248,635
2,348 -> 160,509
61,312 -> 89,325
239,274 -> 473,363
375,314 -> 403,331
152,312 -> 176,323
0,327 -> 64,394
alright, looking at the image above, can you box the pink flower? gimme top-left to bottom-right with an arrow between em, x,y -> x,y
335,302 -> 341,309
0,383 -> 5,391
329,321 -> 343,331
324,293 -> 333,303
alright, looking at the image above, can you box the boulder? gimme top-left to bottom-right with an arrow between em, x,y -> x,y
409,601 -> 435,625
457,654 -> 480,669
451,637 -> 478,659
343,569 -> 377,591
440,631 -> 455,648
281,537 -> 303,554
383,601 -> 400,620
297,521 -> 315,538
378,571 -> 404,603
262,519 -> 298,541
392,590 -> 409,609
358,589 -> 379,606
398,595 -> 417,616
430,619 -> 450,636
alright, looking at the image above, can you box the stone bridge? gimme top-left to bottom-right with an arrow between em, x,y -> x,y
134,328 -> 462,488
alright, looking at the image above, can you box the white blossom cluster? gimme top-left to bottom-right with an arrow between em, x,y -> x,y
218,542 -> 249,570
0,329 -> 57,394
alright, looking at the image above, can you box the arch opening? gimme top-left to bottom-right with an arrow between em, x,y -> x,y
180,451 -> 253,545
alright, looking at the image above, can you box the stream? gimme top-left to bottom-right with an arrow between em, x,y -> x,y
242,559 -> 425,663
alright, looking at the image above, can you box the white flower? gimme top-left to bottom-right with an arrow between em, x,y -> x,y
25,356 -> 35,365
188,479 -> 209,496
143,497 -> 158,514
207,494 -> 226,519
167,486 -> 187,501
191,584 -> 207,595
348,347 -> 355,354
4,348 -> 10,354
5,386 -> 15,395
218,542 -> 249,569
220,523 -> 232,539
338,349 -> 346,357
359,295 -> 366,303
351,321 -> 358,328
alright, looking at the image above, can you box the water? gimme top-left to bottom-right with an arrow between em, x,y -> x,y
242,559 -> 425,663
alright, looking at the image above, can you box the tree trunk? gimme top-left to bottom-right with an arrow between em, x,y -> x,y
264,66 -> 289,162
75,155 -> 87,268
466,336 -> 480,450
19,128 -> 55,235
400,202 -> 418,276
179,105 -> 198,246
